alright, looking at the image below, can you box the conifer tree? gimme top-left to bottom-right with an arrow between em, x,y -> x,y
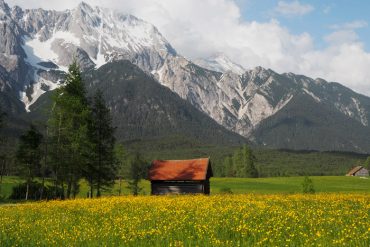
114,144 -> 130,196
48,60 -> 90,199
225,145 -> 259,178
127,153 -> 147,196
232,148 -> 243,177
242,145 -> 258,178
223,155 -> 234,177
85,90 -> 116,197
16,125 -> 43,200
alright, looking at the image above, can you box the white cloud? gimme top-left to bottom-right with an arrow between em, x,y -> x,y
329,20 -> 368,30
324,30 -> 359,45
4,0 -> 370,96
274,1 -> 314,17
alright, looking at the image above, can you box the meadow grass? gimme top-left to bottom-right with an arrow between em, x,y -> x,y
1,176 -> 370,200
0,194 -> 369,246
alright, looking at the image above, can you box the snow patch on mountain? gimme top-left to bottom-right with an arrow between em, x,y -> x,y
194,54 -> 245,75
22,31 -> 80,71
22,72 -> 61,112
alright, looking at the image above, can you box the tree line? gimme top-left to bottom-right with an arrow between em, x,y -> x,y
222,145 -> 259,178
1,61 -> 147,201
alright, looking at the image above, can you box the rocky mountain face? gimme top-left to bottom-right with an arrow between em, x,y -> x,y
193,53 -> 246,75
30,60 -> 247,146
1,0 -> 370,152
0,0 -> 177,110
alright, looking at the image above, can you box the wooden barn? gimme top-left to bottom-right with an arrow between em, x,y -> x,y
346,166 -> 369,176
148,158 -> 213,195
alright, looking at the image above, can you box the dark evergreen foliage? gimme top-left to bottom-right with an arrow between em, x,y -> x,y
15,125 -> 43,200
253,93 -> 370,152
85,89 -> 117,197
9,181 -> 64,200
126,153 -> 148,196
48,60 -> 90,199
225,145 -> 258,178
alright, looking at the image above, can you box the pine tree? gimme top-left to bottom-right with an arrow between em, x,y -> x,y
114,144 -> 130,196
127,153 -> 147,196
85,90 -> 116,197
16,125 -> 43,200
232,148 -> 243,177
228,145 -> 258,178
223,155 -> 234,177
242,145 -> 258,178
48,60 -> 90,199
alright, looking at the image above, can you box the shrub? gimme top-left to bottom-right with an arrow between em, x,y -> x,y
9,182 -> 64,200
302,176 -> 315,194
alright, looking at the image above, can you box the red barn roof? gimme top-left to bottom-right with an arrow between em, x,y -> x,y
148,158 -> 212,181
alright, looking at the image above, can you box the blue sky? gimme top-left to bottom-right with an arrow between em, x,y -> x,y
237,0 -> 370,50
6,0 -> 370,95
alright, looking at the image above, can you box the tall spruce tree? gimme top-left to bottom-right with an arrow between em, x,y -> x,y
241,145 -> 258,178
232,148 -> 243,177
223,155 -> 234,177
48,60 -> 90,199
85,90 -> 116,197
16,125 -> 43,200
225,145 -> 258,178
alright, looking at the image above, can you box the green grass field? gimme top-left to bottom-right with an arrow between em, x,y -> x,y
1,176 -> 369,201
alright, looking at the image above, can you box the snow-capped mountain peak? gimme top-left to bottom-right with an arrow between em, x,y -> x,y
18,1 -> 175,71
3,1 -> 177,109
194,53 -> 246,75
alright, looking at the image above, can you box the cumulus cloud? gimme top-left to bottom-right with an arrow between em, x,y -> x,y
5,0 -> 370,95
273,1 -> 314,17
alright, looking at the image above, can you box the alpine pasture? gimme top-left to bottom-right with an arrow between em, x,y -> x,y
1,176 -> 370,246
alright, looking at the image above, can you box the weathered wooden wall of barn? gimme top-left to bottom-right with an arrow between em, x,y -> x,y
355,168 -> 369,176
151,181 -> 210,195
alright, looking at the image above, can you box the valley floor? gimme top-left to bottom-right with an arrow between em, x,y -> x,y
1,176 -> 369,200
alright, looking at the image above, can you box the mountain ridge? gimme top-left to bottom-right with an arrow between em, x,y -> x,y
1,0 -> 370,152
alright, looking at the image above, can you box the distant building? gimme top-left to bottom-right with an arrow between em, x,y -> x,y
346,166 -> 369,176
148,158 -> 213,195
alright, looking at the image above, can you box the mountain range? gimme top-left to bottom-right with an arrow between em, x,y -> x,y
1,0 -> 370,152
